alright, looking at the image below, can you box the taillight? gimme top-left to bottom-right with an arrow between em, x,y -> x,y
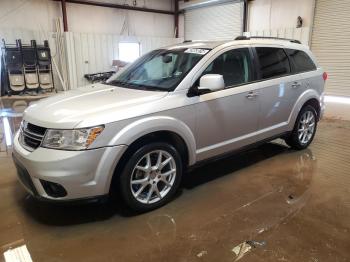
323,72 -> 328,81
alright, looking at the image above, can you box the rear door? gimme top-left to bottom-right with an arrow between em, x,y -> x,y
253,46 -> 299,139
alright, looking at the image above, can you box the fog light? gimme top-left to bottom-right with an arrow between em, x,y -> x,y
40,180 -> 67,198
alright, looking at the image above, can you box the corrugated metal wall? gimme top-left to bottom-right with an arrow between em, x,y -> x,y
184,1 -> 243,40
65,32 -> 183,89
311,0 -> 350,97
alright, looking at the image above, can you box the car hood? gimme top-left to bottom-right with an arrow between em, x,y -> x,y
23,83 -> 168,129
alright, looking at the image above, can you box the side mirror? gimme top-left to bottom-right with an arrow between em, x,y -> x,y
198,74 -> 225,93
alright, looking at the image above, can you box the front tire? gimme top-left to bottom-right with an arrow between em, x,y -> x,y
285,105 -> 318,150
119,142 -> 183,212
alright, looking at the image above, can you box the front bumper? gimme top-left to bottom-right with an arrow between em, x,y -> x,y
319,93 -> 326,120
320,103 -> 326,120
12,131 -> 127,201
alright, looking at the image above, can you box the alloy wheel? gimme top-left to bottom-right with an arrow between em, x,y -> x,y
130,150 -> 177,204
297,110 -> 316,145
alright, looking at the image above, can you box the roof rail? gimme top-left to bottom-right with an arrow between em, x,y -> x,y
235,36 -> 301,44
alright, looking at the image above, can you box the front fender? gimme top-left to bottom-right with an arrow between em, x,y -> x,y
287,89 -> 321,130
108,116 -> 197,165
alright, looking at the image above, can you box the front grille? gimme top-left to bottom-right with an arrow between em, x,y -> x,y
26,122 -> 46,136
19,121 -> 47,151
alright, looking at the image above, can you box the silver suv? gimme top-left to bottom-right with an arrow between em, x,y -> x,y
13,37 -> 326,212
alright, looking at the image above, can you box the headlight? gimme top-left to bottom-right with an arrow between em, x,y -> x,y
41,126 -> 104,150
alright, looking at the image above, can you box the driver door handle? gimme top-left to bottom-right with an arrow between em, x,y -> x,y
292,82 -> 302,89
246,91 -> 259,99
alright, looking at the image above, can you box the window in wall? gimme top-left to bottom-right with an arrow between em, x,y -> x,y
285,49 -> 316,73
202,48 -> 252,88
118,42 -> 140,63
255,47 -> 290,79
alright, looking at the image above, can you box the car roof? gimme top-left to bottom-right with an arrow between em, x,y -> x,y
166,40 -> 228,50
166,38 -> 309,51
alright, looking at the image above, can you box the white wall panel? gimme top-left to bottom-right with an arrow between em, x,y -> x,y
0,0 -> 174,37
244,27 -> 311,46
248,0 -> 314,32
184,1 -> 243,40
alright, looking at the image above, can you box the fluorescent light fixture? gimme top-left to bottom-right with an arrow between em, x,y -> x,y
2,117 -> 12,146
118,42 -> 140,63
324,95 -> 350,105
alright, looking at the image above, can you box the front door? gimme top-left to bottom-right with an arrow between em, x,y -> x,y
193,47 -> 260,161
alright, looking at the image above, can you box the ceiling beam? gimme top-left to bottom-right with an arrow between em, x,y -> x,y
53,0 -> 175,15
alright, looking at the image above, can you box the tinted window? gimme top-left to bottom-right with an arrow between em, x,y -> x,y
202,48 -> 252,88
255,47 -> 290,79
286,49 -> 316,73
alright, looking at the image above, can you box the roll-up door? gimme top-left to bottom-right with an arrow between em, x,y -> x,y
311,0 -> 350,96
184,1 -> 243,41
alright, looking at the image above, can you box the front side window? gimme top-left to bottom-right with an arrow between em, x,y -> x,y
285,49 -> 316,73
202,48 -> 252,88
108,48 -> 209,91
255,47 -> 290,79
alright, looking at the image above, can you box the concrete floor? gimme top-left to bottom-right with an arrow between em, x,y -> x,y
0,97 -> 350,262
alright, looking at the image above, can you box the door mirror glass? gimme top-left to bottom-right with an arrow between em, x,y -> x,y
198,74 -> 225,92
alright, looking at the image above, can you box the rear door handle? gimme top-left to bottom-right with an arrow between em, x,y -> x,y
292,82 -> 302,89
246,91 -> 259,99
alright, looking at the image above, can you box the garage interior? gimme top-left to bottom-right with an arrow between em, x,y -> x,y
0,0 -> 350,261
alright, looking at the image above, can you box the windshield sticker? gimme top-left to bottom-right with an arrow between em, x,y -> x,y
184,48 -> 210,55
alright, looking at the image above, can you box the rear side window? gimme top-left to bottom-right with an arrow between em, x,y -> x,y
285,49 -> 316,73
255,47 -> 290,79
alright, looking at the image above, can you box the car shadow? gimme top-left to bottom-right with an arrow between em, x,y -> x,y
17,141 -> 290,226
182,142 -> 289,189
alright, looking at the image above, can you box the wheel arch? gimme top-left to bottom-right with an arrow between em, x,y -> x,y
109,129 -> 192,194
303,98 -> 321,120
288,90 -> 322,130
109,116 -> 196,164
107,116 -> 196,192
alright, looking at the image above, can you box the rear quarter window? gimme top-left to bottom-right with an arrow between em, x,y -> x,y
285,49 -> 317,73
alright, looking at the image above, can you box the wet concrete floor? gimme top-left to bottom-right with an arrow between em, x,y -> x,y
0,97 -> 350,261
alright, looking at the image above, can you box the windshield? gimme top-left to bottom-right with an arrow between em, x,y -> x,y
107,48 -> 210,91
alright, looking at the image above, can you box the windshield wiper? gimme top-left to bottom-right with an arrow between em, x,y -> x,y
128,83 -> 166,92
108,80 -> 128,86
107,80 -> 166,92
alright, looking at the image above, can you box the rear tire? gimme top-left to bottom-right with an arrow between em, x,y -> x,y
118,142 -> 183,212
285,105 -> 318,150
